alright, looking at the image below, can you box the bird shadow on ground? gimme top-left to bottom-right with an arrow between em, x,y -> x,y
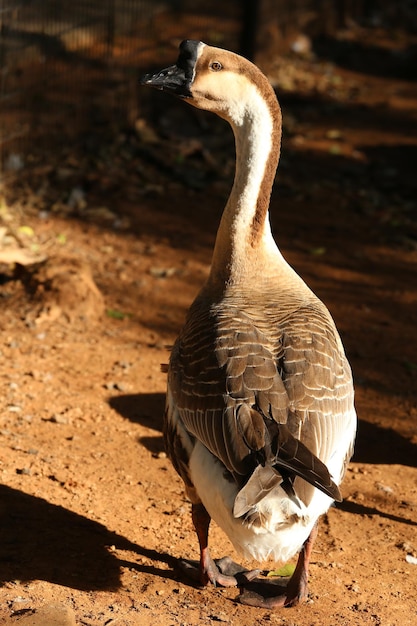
337,498 -> 417,527
108,393 -> 165,454
108,393 -> 165,431
354,419 -> 417,468
0,485 -> 180,591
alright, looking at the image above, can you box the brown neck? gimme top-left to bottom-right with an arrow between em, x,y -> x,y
208,84 -> 282,287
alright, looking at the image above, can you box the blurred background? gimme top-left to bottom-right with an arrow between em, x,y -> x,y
0,0 -> 416,186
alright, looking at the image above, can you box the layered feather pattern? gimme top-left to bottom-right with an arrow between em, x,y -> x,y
167,295 -> 354,517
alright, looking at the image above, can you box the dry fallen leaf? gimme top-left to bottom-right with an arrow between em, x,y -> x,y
0,248 -> 46,265
267,563 -> 296,577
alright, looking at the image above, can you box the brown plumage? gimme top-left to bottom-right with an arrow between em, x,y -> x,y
141,39 -> 356,609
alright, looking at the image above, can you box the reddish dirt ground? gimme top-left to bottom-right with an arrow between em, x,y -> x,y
0,32 -> 417,626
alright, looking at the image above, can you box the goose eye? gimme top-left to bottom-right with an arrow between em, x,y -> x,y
210,61 -> 222,71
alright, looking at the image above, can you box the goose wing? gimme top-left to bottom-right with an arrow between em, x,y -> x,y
167,302 -> 354,503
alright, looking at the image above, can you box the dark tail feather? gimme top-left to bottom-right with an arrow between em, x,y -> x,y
265,424 -> 342,502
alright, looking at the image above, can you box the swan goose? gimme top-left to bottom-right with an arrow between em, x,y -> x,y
141,40 -> 357,608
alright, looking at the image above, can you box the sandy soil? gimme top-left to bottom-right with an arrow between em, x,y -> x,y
0,33 -> 417,626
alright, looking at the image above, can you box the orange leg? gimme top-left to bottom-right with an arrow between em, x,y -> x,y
284,521 -> 318,607
191,503 -> 241,587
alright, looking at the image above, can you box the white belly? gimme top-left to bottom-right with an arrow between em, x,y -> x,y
188,442 -> 333,564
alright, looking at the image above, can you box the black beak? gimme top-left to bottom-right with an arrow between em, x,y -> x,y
140,63 -> 192,98
140,39 -> 201,98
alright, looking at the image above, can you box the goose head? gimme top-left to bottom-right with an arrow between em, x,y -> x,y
141,40 -> 284,279
141,40 -> 278,125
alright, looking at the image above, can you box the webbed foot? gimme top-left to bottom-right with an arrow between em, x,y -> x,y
179,554 -> 260,588
237,573 -> 306,608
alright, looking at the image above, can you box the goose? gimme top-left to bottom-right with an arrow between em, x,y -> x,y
141,40 -> 357,608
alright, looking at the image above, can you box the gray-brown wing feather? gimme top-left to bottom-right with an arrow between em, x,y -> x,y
279,306 -> 355,494
167,300 -> 354,502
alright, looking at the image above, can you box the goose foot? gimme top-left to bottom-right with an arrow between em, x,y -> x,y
179,555 -> 260,588
238,582 -> 288,608
237,574 -> 305,608
238,521 -> 319,608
